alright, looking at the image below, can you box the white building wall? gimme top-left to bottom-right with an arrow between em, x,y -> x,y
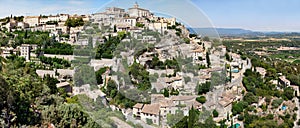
24,16 -> 40,27
20,45 -> 31,61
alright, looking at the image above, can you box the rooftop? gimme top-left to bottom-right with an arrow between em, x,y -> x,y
170,95 -> 197,101
159,99 -> 175,107
141,103 -> 160,115
133,103 -> 144,109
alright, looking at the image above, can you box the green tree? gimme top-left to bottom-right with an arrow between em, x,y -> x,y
196,81 -> 211,95
184,38 -> 190,44
146,118 -> 153,125
44,75 -> 59,94
232,101 -> 248,116
164,88 -> 170,97
283,87 -> 295,100
206,52 -> 211,68
173,116 -> 188,128
243,92 -> 258,104
225,52 -> 231,62
213,109 -> 219,117
65,18 -> 84,27
167,110 -> 184,126
238,114 -> 244,121
136,22 -> 145,28
129,62 -> 151,90
196,96 -> 206,104
95,67 -> 108,85
188,107 -> 199,128
113,25 -> 117,32
106,80 -> 118,98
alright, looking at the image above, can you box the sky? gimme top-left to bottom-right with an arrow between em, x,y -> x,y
0,0 -> 299,32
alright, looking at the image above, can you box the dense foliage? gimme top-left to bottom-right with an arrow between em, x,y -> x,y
95,67 -> 108,85
129,62 -> 151,90
39,56 -> 71,68
173,107 -> 219,128
43,42 -> 74,55
96,34 -> 125,59
101,79 -> 137,109
65,18 -> 85,27
196,82 -> 211,95
0,55 -> 126,127
225,39 -> 300,128
196,96 -> 206,104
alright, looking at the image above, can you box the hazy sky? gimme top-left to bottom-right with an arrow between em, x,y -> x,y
0,0 -> 299,32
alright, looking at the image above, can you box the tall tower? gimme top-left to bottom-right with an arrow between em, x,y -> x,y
134,1 -> 139,8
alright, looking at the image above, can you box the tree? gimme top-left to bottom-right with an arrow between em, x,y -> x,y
170,88 -> 179,96
232,101 -> 248,116
0,56 -> 7,72
238,114 -> 244,121
266,68 -> 277,79
163,88 -> 170,97
0,75 -> 16,127
42,103 -> 101,128
225,52 -> 231,62
213,109 -> 219,117
136,22 -> 145,28
129,62 -> 151,90
206,52 -> 211,68
219,119 -> 227,128
106,80 -> 118,98
283,87 -> 295,100
196,96 -> 206,104
243,92 -> 258,104
196,82 -> 211,95
24,30 -> 28,39
44,75 -> 59,94
95,67 -> 107,85
173,116 -> 188,128
188,107 -> 199,128
146,118 -> 153,125
74,65 -> 97,87
184,38 -> 190,44
113,25 -> 117,32
65,18 -> 84,27
167,110 -> 184,126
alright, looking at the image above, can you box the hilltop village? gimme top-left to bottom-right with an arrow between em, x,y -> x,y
0,3 -> 299,128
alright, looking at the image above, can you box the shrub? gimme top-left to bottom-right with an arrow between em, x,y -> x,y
238,115 -> 244,121
272,99 -> 283,108
213,109 -> 219,117
146,118 -> 153,125
196,96 -> 206,104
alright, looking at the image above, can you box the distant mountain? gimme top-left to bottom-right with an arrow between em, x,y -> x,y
215,28 -> 254,35
188,28 -> 256,37
188,28 -> 300,37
